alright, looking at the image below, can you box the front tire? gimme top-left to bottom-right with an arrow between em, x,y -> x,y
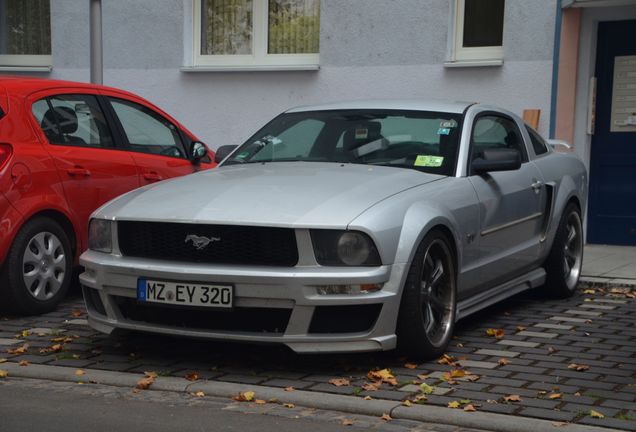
0,217 -> 73,315
397,230 -> 457,360
544,203 -> 583,298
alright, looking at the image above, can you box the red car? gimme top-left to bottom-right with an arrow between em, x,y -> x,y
0,76 -> 216,315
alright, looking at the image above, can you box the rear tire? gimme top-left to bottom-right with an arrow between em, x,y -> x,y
544,203 -> 583,298
0,217 -> 73,315
397,230 -> 457,360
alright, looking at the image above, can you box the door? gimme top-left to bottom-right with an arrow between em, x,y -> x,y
30,91 -> 140,251
588,20 -> 636,245
467,114 -> 546,290
105,96 -> 198,185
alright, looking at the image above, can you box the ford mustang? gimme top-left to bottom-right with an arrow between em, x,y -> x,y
79,101 -> 587,358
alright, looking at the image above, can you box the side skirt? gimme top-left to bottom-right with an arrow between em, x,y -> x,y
456,268 -> 546,321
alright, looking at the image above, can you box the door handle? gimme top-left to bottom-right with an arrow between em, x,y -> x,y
66,167 -> 91,177
531,180 -> 543,193
143,171 -> 163,182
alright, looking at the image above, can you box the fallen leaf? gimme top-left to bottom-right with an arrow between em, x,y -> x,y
420,383 -> 434,394
437,354 -> 456,365
7,344 -> 28,355
233,391 -> 255,402
589,410 -> 604,419
487,399 -> 498,404
284,386 -> 295,392
283,403 -> 295,408
465,374 -> 480,382
255,399 -> 266,405
71,310 -> 84,318
574,392 -> 582,397
0,370 -> 7,378
442,369 -> 466,381
194,391 -> 205,397
548,346 -> 557,354
18,360 -> 29,367
516,326 -> 526,332
416,374 -> 429,380
20,330 -> 30,338
583,289 -> 595,294
363,396 -> 373,400
135,376 -> 154,390
503,395 -> 522,403
404,362 -> 418,369
548,393 -> 562,400
39,344 -> 63,354
367,368 -> 394,382
75,369 -> 85,376
329,378 -> 350,387
362,382 -> 380,391
498,358 -> 510,366
380,413 -> 392,421
0,359 -> 6,363
552,422 -> 569,428
486,328 -> 505,339
568,363 -> 589,371
341,419 -> 354,426
185,372 -> 199,381
463,404 -> 477,412
50,337 -> 67,343
144,371 -> 158,378
414,394 -> 427,402
402,400 -> 412,407
447,401 -> 460,408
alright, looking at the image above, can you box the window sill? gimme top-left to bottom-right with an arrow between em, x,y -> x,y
181,64 -> 320,72
443,59 -> 503,68
0,65 -> 52,72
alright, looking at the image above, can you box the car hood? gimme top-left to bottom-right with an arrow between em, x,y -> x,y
96,162 -> 443,228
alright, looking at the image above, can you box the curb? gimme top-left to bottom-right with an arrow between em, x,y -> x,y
579,276 -> 636,290
0,362 -> 624,432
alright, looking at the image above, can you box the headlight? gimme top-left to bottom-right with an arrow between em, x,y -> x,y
311,230 -> 381,266
88,219 -> 113,253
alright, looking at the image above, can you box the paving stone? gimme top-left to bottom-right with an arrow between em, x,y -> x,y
218,374 -> 266,385
91,362 -> 136,372
566,379 -> 618,391
455,360 -> 498,369
578,304 -> 616,310
48,359 -> 97,368
496,340 -> 540,348
28,328 -> 66,335
3,354 -> 55,364
564,309 -> 602,317
0,338 -> 21,346
488,386 -> 542,398
515,330 -> 559,339
261,378 -> 313,389
517,397 -> 561,409
526,382 -> 581,394
518,407 -> 577,422
398,384 -> 422,393
548,314 -> 589,322
478,402 -> 519,415
577,416 -> 636,431
259,370 -> 308,380
593,298 -> 627,304
477,376 -> 529,388
451,389 -> 500,401
474,349 -> 520,358
534,323 -> 574,330
66,319 -> 89,325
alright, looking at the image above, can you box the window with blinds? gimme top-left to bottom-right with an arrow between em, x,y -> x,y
0,0 -> 51,67
195,0 -> 320,69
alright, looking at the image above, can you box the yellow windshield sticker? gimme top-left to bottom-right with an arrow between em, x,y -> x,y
414,155 -> 444,167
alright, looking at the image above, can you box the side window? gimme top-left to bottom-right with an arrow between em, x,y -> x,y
525,125 -> 549,156
471,115 -> 526,161
32,94 -> 114,148
109,98 -> 185,159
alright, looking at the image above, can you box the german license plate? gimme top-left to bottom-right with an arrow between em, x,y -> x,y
137,279 -> 233,308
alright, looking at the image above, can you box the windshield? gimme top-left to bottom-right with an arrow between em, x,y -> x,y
224,109 -> 463,176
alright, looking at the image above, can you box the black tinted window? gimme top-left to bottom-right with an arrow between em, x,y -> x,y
525,125 -> 549,156
471,115 -> 527,162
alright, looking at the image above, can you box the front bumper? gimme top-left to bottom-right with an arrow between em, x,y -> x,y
79,250 -> 407,353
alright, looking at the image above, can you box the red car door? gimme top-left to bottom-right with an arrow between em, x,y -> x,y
28,89 -> 140,252
101,93 -> 213,185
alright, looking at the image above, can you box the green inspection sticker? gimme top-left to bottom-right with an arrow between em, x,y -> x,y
414,155 -> 444,167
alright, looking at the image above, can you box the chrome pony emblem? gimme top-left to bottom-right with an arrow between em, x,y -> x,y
185,234 -> 221,250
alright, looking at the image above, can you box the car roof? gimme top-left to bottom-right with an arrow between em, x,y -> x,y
284,99 -> 476,114
0,75 -> 137,98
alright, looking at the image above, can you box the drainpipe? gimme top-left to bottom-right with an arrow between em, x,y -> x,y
549,0 -> 564,139
90,0 -> 103,84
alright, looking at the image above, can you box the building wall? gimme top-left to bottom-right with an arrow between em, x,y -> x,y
47,0 -> 556,149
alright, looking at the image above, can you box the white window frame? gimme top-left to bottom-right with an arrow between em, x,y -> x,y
192,0 -> 319,70
451,0 -> 504,63
0,54 -> 51,68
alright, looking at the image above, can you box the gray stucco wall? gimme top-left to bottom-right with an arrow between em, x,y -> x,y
45,0 -> 556,148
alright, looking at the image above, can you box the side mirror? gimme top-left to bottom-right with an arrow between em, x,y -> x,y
472,148 -> 521,174
214,145 -> 238,164
190,141 -> 208,162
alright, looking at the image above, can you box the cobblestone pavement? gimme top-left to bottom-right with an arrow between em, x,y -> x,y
1,286 -> 635,431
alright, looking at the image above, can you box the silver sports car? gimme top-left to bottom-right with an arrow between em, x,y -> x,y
80,100 -> 587,358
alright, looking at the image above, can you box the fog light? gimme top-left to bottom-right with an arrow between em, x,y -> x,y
314,284 -> 383,295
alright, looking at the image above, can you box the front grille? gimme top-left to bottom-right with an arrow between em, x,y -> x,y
116,298 -> 291,333
118,221 -> 298,267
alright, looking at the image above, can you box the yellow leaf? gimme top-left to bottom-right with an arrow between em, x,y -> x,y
516,326 -> 526,332
367,368 -> 394,381
194,391 -> 205,397
420,383 -> 434,394
381,413 -> 392,421
50,337 -> 66,343
329,378 -> 350,387
18,360 -> 29,367
0,370 -> 7,378
0,358 -> 6,363
552,422 -> 568,428
362,382 -> 380,391
437,354 -> 456,365
583,289 -> 595,294
144,371 -> 158,378
135,376 -> 154,390
20,330 -> 30,338
503,394 -> 522,403
243,391 -> 255,402
341,419 -> 354,426
568,363 -> 589,371
498,358 -> 510,366
75,370 -> 85,376
283,403 -> 295,408
590,410 -> 604,419
402,400 -> 412,407
486,328 -> 505,339
463,404 -> 477,412
447,401 -> 460,408
363,396 -> 373,400
548,393 -> 562,400
7,344 -> 28,355
255,399 -> 266,405
414,394 -> 427,402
